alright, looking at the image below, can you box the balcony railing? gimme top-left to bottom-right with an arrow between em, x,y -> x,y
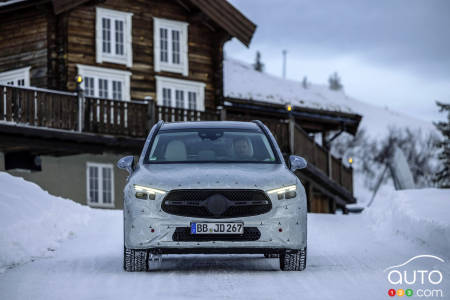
0,85 -> 220,137
293,123 -> 353,194
0,84 -> 352,194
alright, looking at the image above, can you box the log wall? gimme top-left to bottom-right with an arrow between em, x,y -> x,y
65,0 -> 226,109
0,7 -> 50,87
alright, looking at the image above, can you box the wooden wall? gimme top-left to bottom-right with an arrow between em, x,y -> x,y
0,7 -> 50,87
65,0 -> 226,108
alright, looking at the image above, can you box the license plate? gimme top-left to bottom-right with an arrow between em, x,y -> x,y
190,222 -> 244,234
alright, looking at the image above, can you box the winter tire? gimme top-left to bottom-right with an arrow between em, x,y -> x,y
124,247 -> 148,272
280,248 -> 306,271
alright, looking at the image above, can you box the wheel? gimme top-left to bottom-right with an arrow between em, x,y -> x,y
124,247 -> 148,272
280,248 -> 306,271
264,253 -> 279,258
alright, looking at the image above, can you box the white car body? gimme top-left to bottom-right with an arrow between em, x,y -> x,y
119,121 -> 308,271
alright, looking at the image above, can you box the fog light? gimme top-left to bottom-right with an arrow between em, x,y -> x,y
285,190 -> 296,199
135,192 -> 148,200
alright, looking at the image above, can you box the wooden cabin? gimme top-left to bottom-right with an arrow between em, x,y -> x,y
0,0 -> 361,213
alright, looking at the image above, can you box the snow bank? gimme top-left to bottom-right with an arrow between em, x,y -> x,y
224,58 -> 436,139
367,188 -> 450,258
0,172 -> 91,272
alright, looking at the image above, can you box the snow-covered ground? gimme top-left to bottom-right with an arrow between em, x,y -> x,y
0,173 -> 449,299
369,188 -> 450,259
0,172 -> 90,273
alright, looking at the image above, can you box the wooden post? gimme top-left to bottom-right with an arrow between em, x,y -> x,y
329,197 -> 336,214
77,87 -> 84,132
218,105 -> 227,121
288,115 -> 295,155
322,131 -> 328,149
306,182 -> 313,213
328,151 -> 332,178
146,100 -> 156,132
1,86 -> 6,121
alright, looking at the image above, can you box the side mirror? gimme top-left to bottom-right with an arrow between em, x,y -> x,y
289,155 -> 307,172
117,156 -> 134,174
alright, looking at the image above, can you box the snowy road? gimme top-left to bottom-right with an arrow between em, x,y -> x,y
1,209 -> 448,300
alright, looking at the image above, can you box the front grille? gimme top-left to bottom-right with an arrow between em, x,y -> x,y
172,227 -> 261,242
161,189 -> 272,219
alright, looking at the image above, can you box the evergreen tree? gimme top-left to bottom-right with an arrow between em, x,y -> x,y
328,72 -> 343,90
302,76 -> 309,89
434,101 -> 450,188
253,51 -> 264,72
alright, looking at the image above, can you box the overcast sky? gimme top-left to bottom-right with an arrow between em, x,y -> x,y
225,0 -> 450,122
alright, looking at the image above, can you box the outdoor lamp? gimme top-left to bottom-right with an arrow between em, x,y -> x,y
75,75 -> 83,84
286,104 -> 292,112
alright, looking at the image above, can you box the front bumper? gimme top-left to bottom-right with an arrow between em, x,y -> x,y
124,194 -> 307,252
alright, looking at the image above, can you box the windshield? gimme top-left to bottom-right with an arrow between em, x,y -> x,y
145,128 -> 279,163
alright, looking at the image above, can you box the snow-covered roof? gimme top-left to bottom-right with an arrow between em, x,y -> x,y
0,0 -> 28,7
224,57 -> 436,139
224,58 -> 356,114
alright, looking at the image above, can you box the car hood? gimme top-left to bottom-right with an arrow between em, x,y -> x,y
131,163 -> 297,191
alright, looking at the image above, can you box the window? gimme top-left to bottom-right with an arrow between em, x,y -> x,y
96,7 -> 133,67
86,163 -> 115,208
188,92 -> 196,110
0,67 -> 30,87
156,76 -> 205,111
77,64 -> 131,100
175,90 -> 184,108
85,77 -> 95,96
112,81 -> 122,100
153,18 -> 188,76
99,79 -> 108,98
162,88 -> 171,106
146,129 -> 278,164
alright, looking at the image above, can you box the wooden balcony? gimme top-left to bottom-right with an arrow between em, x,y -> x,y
0,84 -> 354,207
0,85 -> 220,135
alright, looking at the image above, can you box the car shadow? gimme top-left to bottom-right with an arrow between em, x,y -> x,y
155,254 -> 281,273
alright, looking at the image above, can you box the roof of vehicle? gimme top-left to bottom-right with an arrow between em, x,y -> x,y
159,121 -> 261,131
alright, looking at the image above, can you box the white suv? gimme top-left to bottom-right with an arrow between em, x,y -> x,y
118,121 -> 308,271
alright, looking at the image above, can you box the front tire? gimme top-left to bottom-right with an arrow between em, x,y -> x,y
124,247 -> 148,272
280,248 -> 307,271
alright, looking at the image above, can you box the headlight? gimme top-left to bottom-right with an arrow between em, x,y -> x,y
267,185 -> 297,200
133,184 -> 166,200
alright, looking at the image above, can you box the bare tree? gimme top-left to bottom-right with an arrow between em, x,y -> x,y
331,127 -> 439,190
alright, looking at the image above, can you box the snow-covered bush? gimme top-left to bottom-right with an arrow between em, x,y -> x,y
434,101 -> 450,188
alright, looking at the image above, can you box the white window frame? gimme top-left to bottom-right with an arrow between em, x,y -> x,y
96,7 -> 133,67
0,66 -> 30,86
86,162 -> 115,208
153,17 -> 188,76
156,76 -> 205,111
77,64 -> 131,100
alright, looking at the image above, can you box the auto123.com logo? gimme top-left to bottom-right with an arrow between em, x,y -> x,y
384,255 -> 446,298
